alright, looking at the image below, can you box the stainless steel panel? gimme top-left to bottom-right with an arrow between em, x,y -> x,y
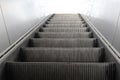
112,14 -> 120,53
0,6 -> 10,53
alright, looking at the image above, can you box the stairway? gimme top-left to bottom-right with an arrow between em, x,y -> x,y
5,14 -> 116,80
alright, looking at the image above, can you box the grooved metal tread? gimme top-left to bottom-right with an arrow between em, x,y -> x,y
47,21 -> 85,24
21,47 -> 103,62
36,32 -> 92,38
51,18 -> 82,20
40,27 -> 88,32
45,24 -> 86,27
30,38 -> 97,47
6,62 -> 115,80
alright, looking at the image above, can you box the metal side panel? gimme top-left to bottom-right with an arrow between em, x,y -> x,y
0,6 -> 10,53
112,14 -> 120,54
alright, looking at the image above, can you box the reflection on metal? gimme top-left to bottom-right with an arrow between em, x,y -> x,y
0,4 -> 11,44
0,5 -> 10,53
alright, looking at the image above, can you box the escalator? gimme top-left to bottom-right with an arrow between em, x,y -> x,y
0,14 -> 118,80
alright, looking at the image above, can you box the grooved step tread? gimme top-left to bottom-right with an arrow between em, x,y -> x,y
36,32 -> 92,38
4,14 -> 116,80
40,27 -> 88,32
21,47 -> 103,62
30,38 -> 97,47
45,24 -> 86,27
47,21 -> 84,24
49,20 -> 83,22
6,62 -> 115,80
51,18 -> 81,20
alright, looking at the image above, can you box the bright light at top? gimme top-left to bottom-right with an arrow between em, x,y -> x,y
33,0 -> 89,15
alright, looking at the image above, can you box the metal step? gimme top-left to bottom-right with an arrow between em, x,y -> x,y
45,24 -> 87,27
29,38 -> 97,47
21,48 -> 103,62
36,32 -> 92,38
6,62 -> 115,80
40,27 -> 88,32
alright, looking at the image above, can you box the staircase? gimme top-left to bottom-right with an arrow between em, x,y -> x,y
5,14 -> 116,80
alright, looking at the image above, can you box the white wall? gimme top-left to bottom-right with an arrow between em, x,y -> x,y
0,6 -> 10,52
87,0 -> 120,53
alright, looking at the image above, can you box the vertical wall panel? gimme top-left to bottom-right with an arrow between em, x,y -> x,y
0,6 -> 10,53
112,14 -> 120,52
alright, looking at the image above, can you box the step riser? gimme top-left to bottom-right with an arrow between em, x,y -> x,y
51,18 -> 81,20
47,21 -> 85,24
30,39 -> 97,47
21,48 -> 103,62
36,32 -> 92,38
53,16 -> 80,17
40,28 -> 88,32
49,20 -> 83,22
52,18 -> 82,19
6,62 -> 115,80
45,24 -> 86,27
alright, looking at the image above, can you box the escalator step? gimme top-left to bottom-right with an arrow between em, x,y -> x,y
45,24 -> 86,27
21,48 -> 103,62
29,38 -> 97,47
47,21 -> 84,24
51,18 -> 82,20
36,32 -> 92,38
6,62 -> 115,80
49,19 -> 83,21
51,18 -> 81,20
40,27 -> 88,32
